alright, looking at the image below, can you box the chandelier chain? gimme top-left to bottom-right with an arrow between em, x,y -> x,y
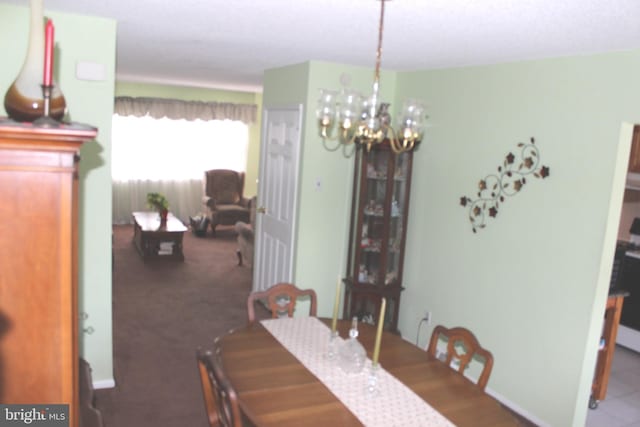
374,0 -> 386,85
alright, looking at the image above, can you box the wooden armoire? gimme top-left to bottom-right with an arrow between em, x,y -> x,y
0,120 -> 97,427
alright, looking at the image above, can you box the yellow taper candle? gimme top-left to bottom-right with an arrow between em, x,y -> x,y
372,297 -> 386,365
331,277 -> 341,332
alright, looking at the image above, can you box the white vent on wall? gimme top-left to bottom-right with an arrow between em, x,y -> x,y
76,61 -> 106,81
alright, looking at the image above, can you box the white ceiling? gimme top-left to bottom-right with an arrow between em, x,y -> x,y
4,0 -> 640,92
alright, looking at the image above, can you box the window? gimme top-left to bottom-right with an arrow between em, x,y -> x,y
111,114 -> 249,224
112,114 -> 248,180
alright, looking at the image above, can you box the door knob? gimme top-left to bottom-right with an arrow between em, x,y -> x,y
257,206 -> 266,214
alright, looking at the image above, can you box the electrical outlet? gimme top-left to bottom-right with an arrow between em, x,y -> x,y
423,310 -> 431,324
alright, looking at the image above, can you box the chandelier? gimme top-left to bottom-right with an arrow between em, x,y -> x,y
316,0 -> 426,154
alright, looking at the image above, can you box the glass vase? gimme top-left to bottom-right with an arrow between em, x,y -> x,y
159,209 -> 168,225
4,0 -> 66,122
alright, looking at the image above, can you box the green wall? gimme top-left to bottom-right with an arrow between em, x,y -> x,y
395,51 -> 640,426
264,52 -> 640,426
262,61 -> 399,317
114,82 -> 262,197
0,3 -> 117,385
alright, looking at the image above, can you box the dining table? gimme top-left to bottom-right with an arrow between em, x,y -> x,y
217,317 -> 522,427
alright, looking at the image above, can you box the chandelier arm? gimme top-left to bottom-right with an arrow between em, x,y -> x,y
391,141 -> 403,154
387,125 -> 404,154
342,142 -> 357,158
407,138 -> 416,152
402,136 -> 411,151
321,127 -> 339,141
342,127 -> 359,145
322,137 -> 344,152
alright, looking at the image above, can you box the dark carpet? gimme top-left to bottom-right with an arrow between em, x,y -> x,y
95,225 -> 261,427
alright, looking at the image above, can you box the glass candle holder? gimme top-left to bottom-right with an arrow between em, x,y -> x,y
326,329 -> 339,360
366,362 -> 380,396
316,89 -> 337,136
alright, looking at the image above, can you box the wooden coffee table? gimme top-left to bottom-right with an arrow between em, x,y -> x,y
132,211 -> 188,261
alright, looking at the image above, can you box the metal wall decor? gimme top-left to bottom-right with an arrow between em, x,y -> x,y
460,137 -> 550,233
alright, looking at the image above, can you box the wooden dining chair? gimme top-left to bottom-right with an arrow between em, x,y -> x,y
196,344 -> 242,427
427,325 -> 494,391
246,282 -> 317,323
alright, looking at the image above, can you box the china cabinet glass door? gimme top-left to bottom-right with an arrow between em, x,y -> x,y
344,142 -> 413,331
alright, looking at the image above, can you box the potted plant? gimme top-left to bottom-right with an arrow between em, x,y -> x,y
147,192 -> 169,222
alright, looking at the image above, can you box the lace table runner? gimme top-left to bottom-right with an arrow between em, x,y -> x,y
261,317 -> 456,427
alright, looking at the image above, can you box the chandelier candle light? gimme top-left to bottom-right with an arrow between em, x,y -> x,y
317,0 -> 426,154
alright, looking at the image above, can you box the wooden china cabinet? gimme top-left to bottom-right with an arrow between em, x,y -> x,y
343,141 -> 414,332
0,120 -> 97,427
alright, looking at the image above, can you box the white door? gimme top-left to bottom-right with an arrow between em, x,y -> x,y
252,105 -> 303,292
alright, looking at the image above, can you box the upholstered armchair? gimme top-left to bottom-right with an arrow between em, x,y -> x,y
202,169 -> 251,236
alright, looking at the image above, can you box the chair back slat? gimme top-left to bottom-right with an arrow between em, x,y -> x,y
427,325 -> 494,391
247,282 -> 317,323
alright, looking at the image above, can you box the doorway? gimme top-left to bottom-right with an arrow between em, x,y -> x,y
614,124 -> 640,353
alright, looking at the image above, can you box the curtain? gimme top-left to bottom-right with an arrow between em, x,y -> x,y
114,96 -> 257,124
111,110 -> 249,225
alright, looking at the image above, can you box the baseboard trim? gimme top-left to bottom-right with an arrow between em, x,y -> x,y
92,378 -> 116,390
485,387 -> 549,427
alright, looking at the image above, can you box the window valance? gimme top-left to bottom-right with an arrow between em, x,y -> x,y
114,96 -> 257,124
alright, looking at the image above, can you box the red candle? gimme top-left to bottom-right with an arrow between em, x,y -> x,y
43,19 -> 54,86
